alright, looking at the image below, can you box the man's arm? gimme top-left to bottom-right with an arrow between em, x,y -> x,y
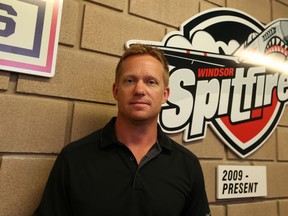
34,154 -> 72,216
181,160 -> 211,216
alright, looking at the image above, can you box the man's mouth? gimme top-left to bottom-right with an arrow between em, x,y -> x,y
129,101 -> 150,106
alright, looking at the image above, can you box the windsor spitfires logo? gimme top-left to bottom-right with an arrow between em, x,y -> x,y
126,8 -> 288,158
0,0 -> 63,77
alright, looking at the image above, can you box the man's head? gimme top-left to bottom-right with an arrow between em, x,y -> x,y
115,44 -> 169,87
113,44 -> 170,123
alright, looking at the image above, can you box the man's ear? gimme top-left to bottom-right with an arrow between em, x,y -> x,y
112,83 -> 118,100
162,87 -> 170,104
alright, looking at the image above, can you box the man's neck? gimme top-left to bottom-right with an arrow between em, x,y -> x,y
115,116 -> 158,163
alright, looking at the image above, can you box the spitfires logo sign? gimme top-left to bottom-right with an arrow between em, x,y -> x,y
0,0 -> 63,77
127,8 -> 288,158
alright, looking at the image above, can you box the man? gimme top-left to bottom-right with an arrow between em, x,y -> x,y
34,44 -> 211,216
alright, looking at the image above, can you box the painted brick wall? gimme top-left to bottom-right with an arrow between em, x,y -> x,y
0,0 -> 287,215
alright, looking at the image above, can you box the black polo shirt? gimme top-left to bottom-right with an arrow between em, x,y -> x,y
34,117 -> 210,216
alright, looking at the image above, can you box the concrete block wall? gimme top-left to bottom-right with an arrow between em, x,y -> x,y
0,0 -> 287,215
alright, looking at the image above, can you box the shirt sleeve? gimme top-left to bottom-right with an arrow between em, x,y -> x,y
33,154 -> 72,216
181,160 -> 211,216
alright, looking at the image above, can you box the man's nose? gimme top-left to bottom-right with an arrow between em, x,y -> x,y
133,81 -> 145,95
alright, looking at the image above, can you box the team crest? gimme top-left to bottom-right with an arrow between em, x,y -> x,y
126,8 -> 288,158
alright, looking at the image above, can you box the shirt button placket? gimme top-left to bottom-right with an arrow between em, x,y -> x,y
133,169 -> 142,190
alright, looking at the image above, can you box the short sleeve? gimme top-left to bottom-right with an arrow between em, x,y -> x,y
33,154 -> 72,216
180,160 -> 211,216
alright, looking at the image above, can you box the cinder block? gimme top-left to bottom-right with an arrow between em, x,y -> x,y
71,102 -> 117,142
279,108 -> 288,126
279,200 -> 288,216
204,0 -> 226,7
272,1 -> 288,20
0,71 -> 10,90
265,163 -> 288,197
169,127 -> 225,159
227,0 -> 271,23
59,0 -> 79,46
88,0 -> 125,11
200,1 -> 222,11
227,201 -> 277,216
277,127 -> 288,161
81,4 -> 165,56
129,0 -> 200,27
0,156 -> 56,216
210,205 -> 225,216
0,95 -> 68,153
278,0 -> 288,5
17,47 -> 118,104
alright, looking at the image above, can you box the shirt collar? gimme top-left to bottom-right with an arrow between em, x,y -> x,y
99,117 -> 173,151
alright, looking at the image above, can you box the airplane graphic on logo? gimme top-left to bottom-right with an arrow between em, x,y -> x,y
126,8 -> 288,158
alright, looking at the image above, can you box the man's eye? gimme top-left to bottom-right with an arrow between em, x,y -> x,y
125,79 -> 134,83
148,80 -> 157,85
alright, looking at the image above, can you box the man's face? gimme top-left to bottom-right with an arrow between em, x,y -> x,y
113,54 -> 170,123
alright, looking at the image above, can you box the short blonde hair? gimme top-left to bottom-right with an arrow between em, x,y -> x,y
115,44 -> 169,87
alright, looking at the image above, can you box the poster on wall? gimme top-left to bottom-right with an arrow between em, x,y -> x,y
127,8 -> 288,158
0,0 -> 63,77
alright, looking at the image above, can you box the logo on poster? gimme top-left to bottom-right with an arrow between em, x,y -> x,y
0,0 -> 62,77
127,8 -> 288,158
